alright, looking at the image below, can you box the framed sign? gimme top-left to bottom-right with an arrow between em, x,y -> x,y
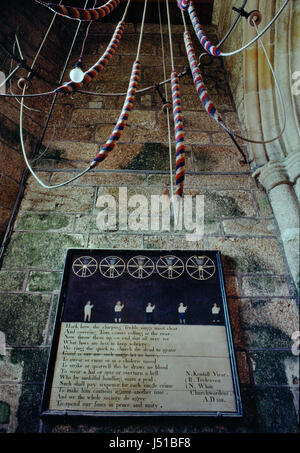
40,249 -> 243,418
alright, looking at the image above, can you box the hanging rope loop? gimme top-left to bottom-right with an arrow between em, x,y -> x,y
90,59 -> 141,169
90,0 -> 148,169
171,71 -> 185,197
188,2 -> 222,57
186,0 -> 290,58
35,0 -> 121,21
56,20 -> 126,93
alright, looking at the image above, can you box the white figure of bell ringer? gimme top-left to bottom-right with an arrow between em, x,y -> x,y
212,303 -> 221,323
114,301 -> 124,323
84,301 -> 94,322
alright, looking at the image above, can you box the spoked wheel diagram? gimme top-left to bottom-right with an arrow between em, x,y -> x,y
127,255 -> 155,279
72,256 -> 98,278
156,255 -> 185,279
99,256 -> 125,278
185,255 -> 216,280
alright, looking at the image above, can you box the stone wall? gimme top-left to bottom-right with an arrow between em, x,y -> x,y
0,6 -> 299,434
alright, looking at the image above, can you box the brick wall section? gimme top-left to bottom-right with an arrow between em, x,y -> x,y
0,0 -> 73,242
0,17 -> 298,433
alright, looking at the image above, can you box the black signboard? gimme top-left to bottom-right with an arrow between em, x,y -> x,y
40,249 -> 243,418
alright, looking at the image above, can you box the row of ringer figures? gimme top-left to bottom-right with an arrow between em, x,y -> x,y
83,301 -> 221,325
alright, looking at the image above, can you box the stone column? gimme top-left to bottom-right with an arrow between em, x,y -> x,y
243,0 -> 300,289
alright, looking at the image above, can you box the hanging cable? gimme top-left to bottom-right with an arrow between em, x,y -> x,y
30,0 -> 63,73
216,0 -> 248,49
182,11 -> 286,148
0,90 -> 57,98
165,0 -> 186,231
220,0 -> 291,57
136,0 -> 147,60
78,0 -> 98,62
0,73 -> 178,98
220,17 -> 286,145
187,0 -> 291,58
198,0 -> 248,65
19,85 -> 91,189
157,0 -> 176,214
2,0 -> 61,109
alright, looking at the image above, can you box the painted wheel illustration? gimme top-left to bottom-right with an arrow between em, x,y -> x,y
186,255 -> 216,280
72,256 -> 98,278
127,255 -> 155,279
99,256 -> 125,278
156,255 -> 184,279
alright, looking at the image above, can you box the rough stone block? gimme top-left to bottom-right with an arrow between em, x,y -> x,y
222,218 -> 277,236
19,181 -> 95,213
48,141 -> 98,162
250,351 -> 298,386
236,351 -> 251,385
241,275 -> 292,297
88,233 -> 143,249
44,124 -> 95,143
0,293 -> 51,346
254,387 -> 298,433
10,348 -> 50,383
14,212 -> 74,232
203,190 -> 257,219
192,145 -> 248,172
0,142 -> 25,183
0,176 -> 19,210
26,271 -> 62,292
238,298 -> 299,348
2,232 -> 85,270
0,271 -> 25,291
143,234 -> 205,250
207,237 -> 288,274
95,124 -> 131,143
0,206 -> 11,238
184,131 -> 211,145
183,112 -> 221,132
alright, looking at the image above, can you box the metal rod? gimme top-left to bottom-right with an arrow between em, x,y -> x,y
14,33 -> 24,59
225,129 -> 248,163
0,64 -> 22,88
